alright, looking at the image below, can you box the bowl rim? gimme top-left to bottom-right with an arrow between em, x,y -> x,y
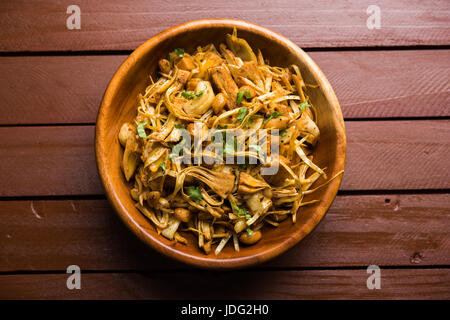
95,18 -> 346,270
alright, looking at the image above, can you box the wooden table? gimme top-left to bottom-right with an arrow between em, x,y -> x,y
1,1 -> 449,300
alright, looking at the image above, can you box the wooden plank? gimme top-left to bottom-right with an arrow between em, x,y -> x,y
0,194 -> 448,271
0,126 -> 103,196
0,50 -> 449,125
0,56 -> 124,125
313,50 -> 450,119
0,0 -> 449,52
342,120 -> 450,190
1,269 -> 448,299
0,121 -> 449,197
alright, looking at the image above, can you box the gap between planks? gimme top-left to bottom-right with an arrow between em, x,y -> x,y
2,117 -> 450,128
1,45 -> 450,57
1,265 -> 450,276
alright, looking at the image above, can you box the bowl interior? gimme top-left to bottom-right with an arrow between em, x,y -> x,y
96,20 -> 346,269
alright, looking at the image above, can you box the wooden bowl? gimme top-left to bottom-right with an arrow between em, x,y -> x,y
95,19 -> 346,269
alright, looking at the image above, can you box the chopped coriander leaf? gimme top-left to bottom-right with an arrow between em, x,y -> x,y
246,115 -> 255,127
174,123 -> 185,129
246,227 -> 254,236
236,90 -> 251,105
187,186 -> 202,202
137,121 -> 148,139
182,92 -> 196,99
299,101 -> 310,111
231,202 -> 247,216
159,161 -> 166,173
238,208 -> 247,217
182,91 -> 203,99
245,214 -> 252,220
173,48 -> 185,57
236,107 -> 248,124
280,129 -> 287,137
263,111 -> 282,124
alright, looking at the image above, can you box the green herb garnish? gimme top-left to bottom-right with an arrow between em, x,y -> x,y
280,129 -> 287,137
182,92 -> 195,99
237,107 -> 248,124
236,90 -> 251,105
159,161 -> 166,173
299,101 -> 310,111
231,202 -> 247,217
182,91 -> 203,99
263,111 -> 282,124
174,123 -> 185,129
167,48 -> 185,62
137,121 -> 148,139
246,227 -> 254,236
187,186 -> 202,202
246,115 -> 255,128
173,48 -> 185,57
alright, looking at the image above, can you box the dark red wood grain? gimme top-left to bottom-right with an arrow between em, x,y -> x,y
1,268 -> 448,300
0,121 -> 448,197
0,0 -> 449,301
0,194 -> 448,272
0,50 -> 449,125
0,0 -> 449,52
